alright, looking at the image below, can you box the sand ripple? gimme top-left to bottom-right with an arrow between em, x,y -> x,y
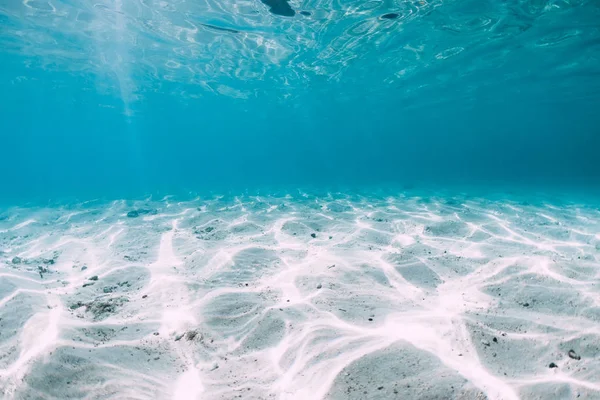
0,191 -> 599,399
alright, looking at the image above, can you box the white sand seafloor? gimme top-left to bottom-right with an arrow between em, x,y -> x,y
0,191 -> 599,400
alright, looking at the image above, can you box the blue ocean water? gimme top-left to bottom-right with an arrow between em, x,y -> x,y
3,3 -> 600,399
1,0 -> 599,203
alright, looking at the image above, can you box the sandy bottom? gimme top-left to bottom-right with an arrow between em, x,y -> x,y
0,191 -> 599,399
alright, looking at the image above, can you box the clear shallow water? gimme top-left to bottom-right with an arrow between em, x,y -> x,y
1,0 -> 600,399
1,0 -> 600,201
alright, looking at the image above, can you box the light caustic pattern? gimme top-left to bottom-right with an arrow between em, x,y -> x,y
0,192 -> 599,399
1,0 -> 599,103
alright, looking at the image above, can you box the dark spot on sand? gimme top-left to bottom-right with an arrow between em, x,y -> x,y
368,318 -> 373,321
493,337 -> 498,343
300,10 -> 311,16
83,282 -> 95,288
38,266 -> 49,278
522,302 -> 530,307
186,330 -> 199,341
70,301 -> 85,310
311,233 -> 317,238
317,283 -> 322,289
260,0 -> 295,17
378,386 -> 384,390
87,297 -> 129,319
142,294 -> 148,299
89,276 -> 98,281
549,362 -> 558,368
568,350 -> 581,360
381,13 -> 399,19
12,256 -> 22,264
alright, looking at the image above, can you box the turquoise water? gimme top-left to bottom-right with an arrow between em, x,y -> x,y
2,4 -> 600,399
1,0 -> 600,202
